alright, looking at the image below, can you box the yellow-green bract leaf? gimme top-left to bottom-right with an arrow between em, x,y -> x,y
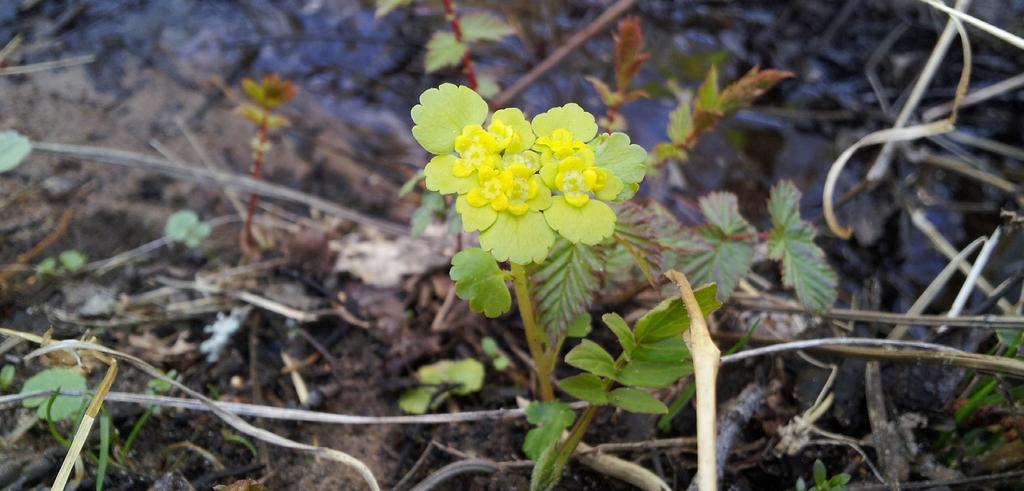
676,192 -> 754,299
398,387 -> 435,414
543,197 -> 616,245
411,83 -> 487,154
459,12 -> 514,42
609,388 -> 668,414
424,155 -> 477,194
533,239 -> 603,337
416,358 -> 485,395
616,359 -> 690,388
768,180 -> 837,312
523,401 -> 576,460
602,313 -> 635,356
20,367 -> 88,421
450,248 -> 511,318
0,130 -> 32,173
531,103 -> 598,142
455,195 -> 498,232
633,285 -> 720,343
591,132 -> 647,190
558,373 -> 608,404
375,0 -> 412,17
425,31 -> 467,73
564,339 -> 617,378
479,211 -> 555,265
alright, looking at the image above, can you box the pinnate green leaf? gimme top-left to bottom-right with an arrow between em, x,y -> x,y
558,374 -> 608,404
676,192 -> 754,299
459,12 -> 514,42
532,238 -> 602,337
564,339 -> 617,378
450,248 -> 512,318
21,367 -> 88,421
602,313 -> 635,356
425,32 -> 467,73
767,181 -> 837,311
0,130 -> 31,173
524,401 -> 576,460
609,388 -> 668,414
616,359 -> 690,388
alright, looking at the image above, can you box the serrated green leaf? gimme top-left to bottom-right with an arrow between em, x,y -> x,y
524,401 -> 576,460
459,12 -> 514,42
633,286 -> 720,343
21,368 -> 88,421
667,99 -> 693,145
696,65 -> 719,111
616,360 -> 690,388
425,31 -> 467,73
532,238 -> 602,337
767,181 -> 837,311
411,192 -> 445,237
609,388 -> 668,414
374,0 -> 412,17
564,339 -> 618,378
558,374 -> 608,404
602,313 -> 635,356
676,192 -> 754,299
450,248 -> 512,318
58,250 -> 87,273
566,313 -> 592,338
0,130 -> 31,173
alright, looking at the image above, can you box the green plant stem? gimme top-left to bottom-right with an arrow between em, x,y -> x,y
121,406 -> 154,461
510,262 -> 554,402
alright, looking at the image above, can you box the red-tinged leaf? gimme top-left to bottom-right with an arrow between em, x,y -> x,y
719,67 -> 793,113
620,89 -> 648,105
613,16 -> 650,91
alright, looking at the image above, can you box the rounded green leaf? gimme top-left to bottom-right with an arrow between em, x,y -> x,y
456,195 -> 498,232
411,83 -> 488,154
424,155 -> 477,195
558,373 -> 608,404
399,387 -> 436,414
58,250 -> 87,273
479,211 -> 555,265
165,210 -> 200,241
531,103 -> 598,142
591,132 -> 647,185
0,130 -> 32,173
616,360 -> 689,388
544,197 -> 616,245
450,248 -> 511,317
564,339 -> 617,378
490,108 -> 535,153
20,367 -> 88,421
609,388 -> 668,414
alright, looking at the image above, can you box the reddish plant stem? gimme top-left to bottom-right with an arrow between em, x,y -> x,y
242,110 -> 270,251
441,0 -> 478,91
728,230 -> 772,242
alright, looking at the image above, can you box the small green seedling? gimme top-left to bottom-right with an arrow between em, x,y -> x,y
0,130 -> 32,173
165,210 -> 212,248
795,460 -> 851,491
19,367 -> 88,422
399,358 -> 484,414
35,250 -> 88,277
0,364 -> 15,392
481,337 -> 509,371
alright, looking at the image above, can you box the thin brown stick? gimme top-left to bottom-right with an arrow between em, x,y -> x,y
489,0 -> 637,108
0,208 -> 74,287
